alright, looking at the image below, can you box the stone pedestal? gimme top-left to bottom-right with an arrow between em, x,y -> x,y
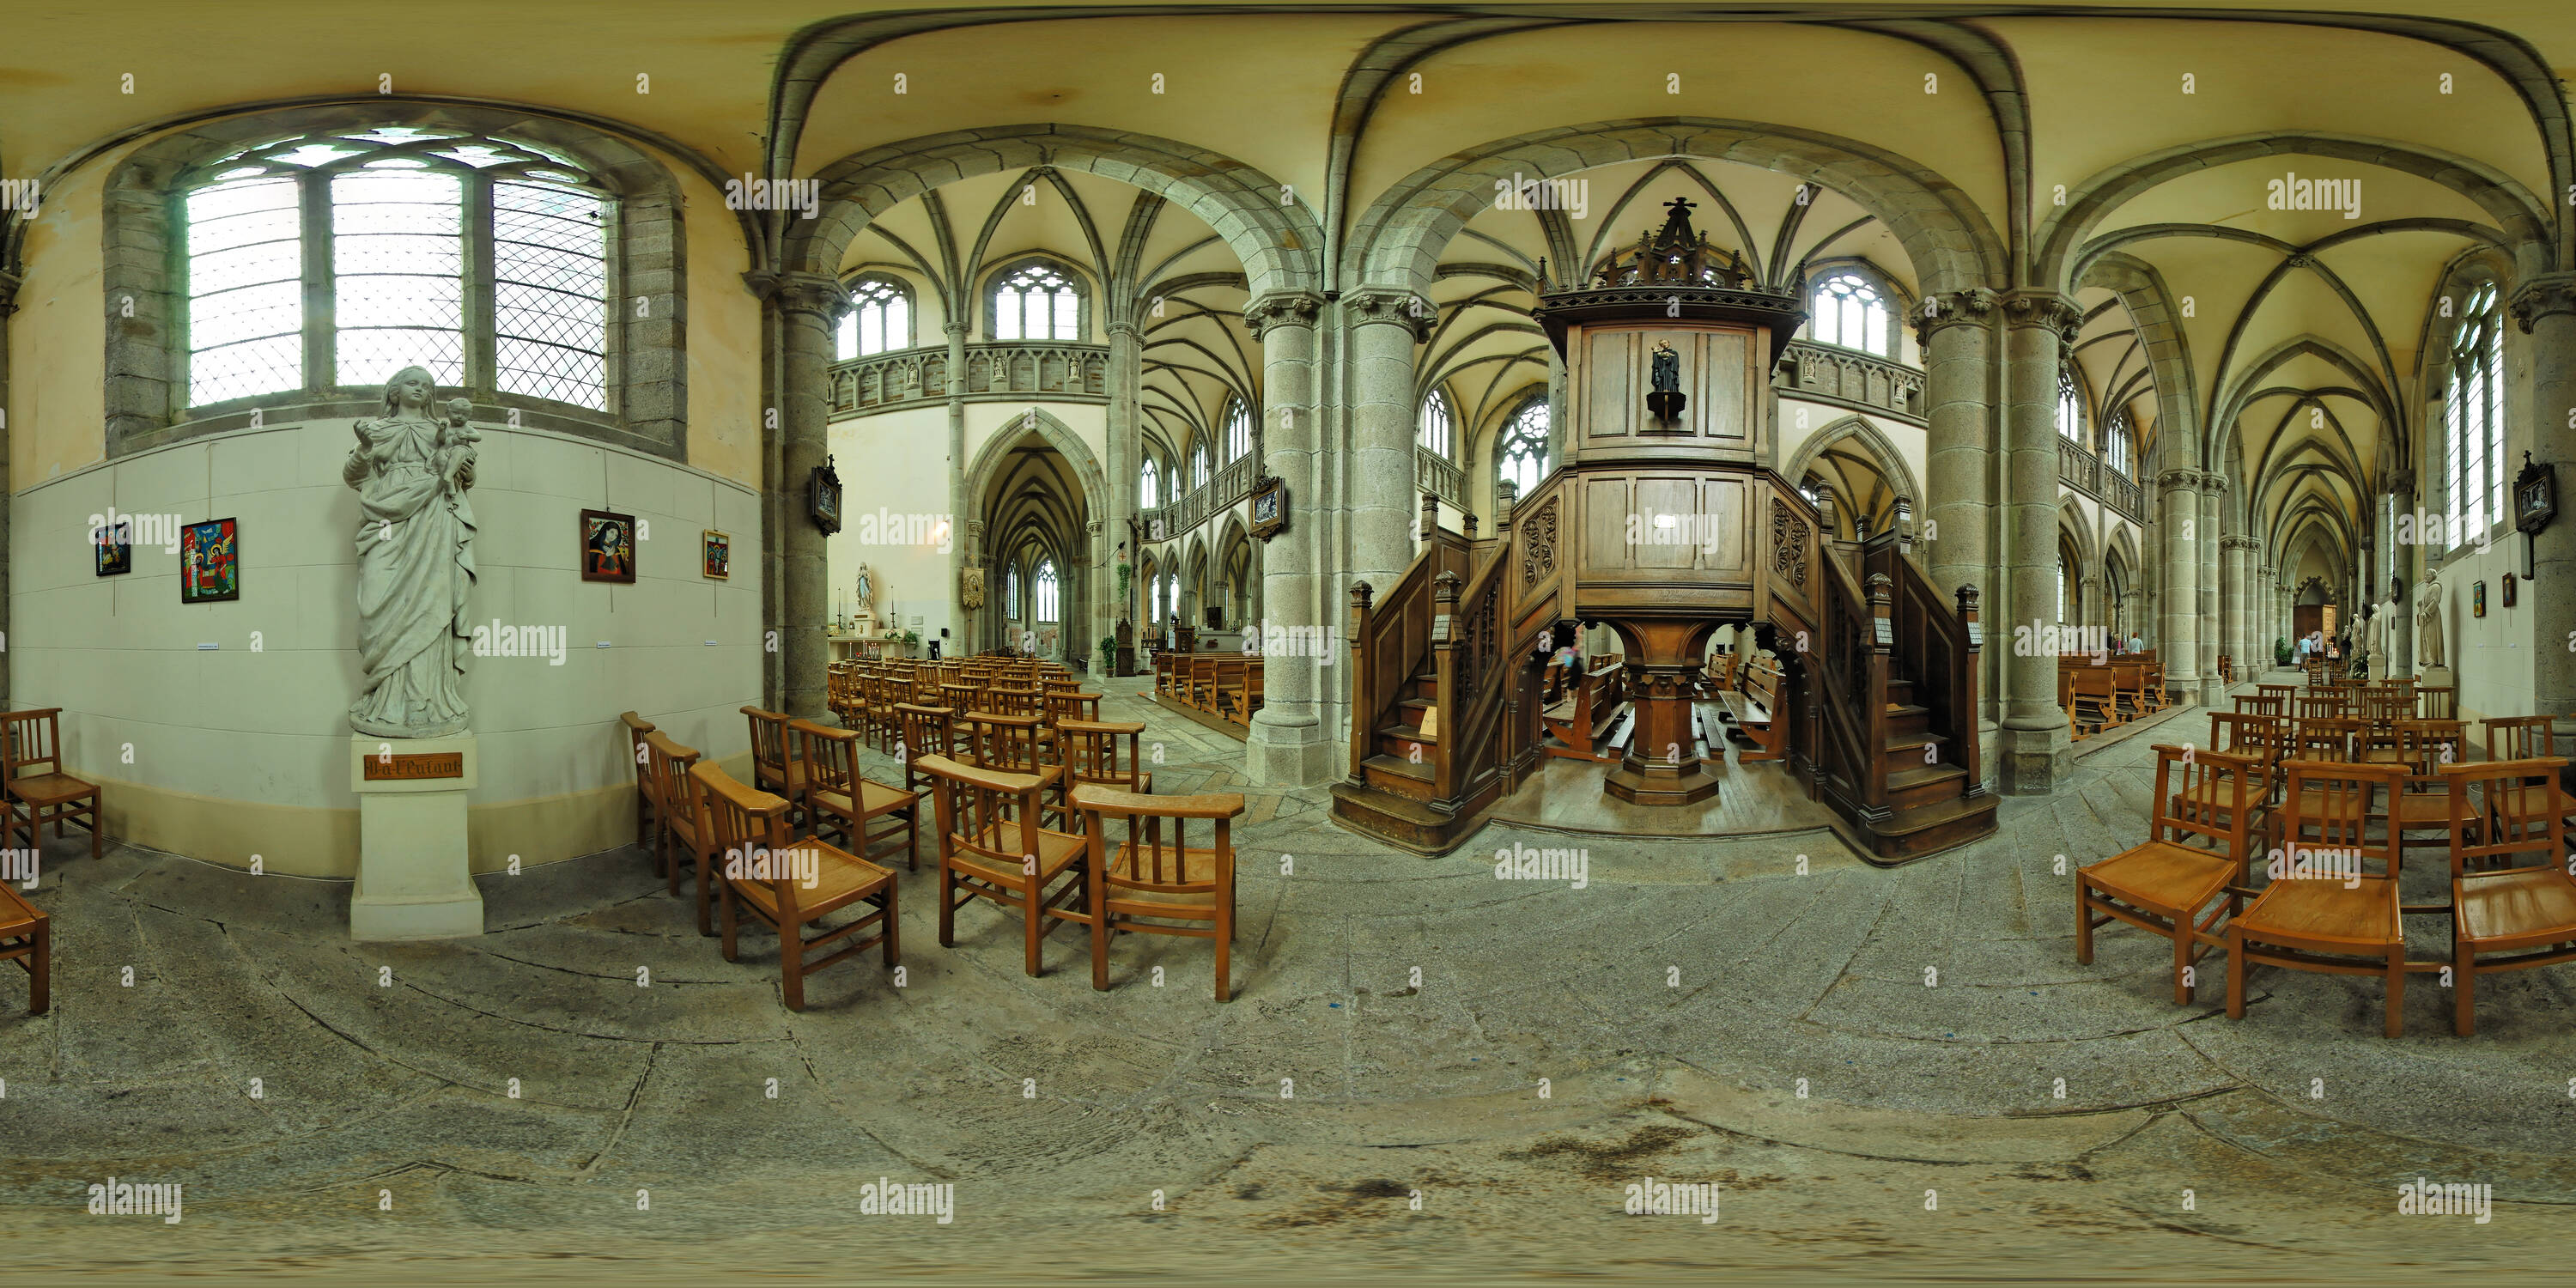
2418,665 -> 2454,692
349,733 -> 482,941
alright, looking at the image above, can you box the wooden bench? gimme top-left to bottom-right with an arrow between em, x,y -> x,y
1542,657 -> 1628,762
1718,654 -> 1783,762
0,881 -> 46,1014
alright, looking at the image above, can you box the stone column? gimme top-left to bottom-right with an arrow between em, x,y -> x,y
2253,561 -> 2273,671
1997,291 -> 2079,793
945,321 -> 970,653
758,271 -> 848,720
1103,320 -> 1143,665
1345,288 -> 1434,617
2511,273 -> 2576,754
1917,290 -> 1998,778
2221,535 -> 2251,684
2157,468 -> 2202,704
1243,292 -> 1332,786
2196,472 -> 2226,705
2385,470 -> 2414,674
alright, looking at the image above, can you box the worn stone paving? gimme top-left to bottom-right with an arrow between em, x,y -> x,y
1,677 -> 2571,1282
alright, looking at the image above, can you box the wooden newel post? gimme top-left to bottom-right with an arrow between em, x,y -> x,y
1430,569 -> 1462,805
1419,491 -> 1441,543
1956,582 -> 1984,794
1349,580 -> 1375,781
1496,477 -> 1519,531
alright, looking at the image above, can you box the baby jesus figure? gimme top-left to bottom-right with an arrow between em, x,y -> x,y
439,397 -> 481,493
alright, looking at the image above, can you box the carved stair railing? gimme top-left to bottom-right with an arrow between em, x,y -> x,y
1431,544 -> 1514,812
1346,515 -> 1476,781
1864,531 -> 1984,794
1803,521 -> 1889,820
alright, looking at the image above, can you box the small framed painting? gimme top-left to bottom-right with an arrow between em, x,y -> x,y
702,529 -> 731,580
581,509 -> 638,584
94,518 -> 132,577
179,517 -> 239,603
2473,580 -> 2487,617
1249,474 -> 1289,541
2501,572 -> 2517,608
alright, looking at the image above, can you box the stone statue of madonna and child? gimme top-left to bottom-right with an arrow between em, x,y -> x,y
342,366 -> 479,739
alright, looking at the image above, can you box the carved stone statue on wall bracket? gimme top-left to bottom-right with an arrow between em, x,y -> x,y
2415,571 -> 2446,671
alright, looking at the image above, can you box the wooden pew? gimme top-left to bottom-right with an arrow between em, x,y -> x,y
1719,653 -> 1784,762
1543,657 -> 1628,762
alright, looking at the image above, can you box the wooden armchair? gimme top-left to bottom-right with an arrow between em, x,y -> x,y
643,732 -> 718,936
2224,758 -> 2411,1036
791,719 -> 920,872
2076,744 -> 2263,1004
741,706 -> 807,814
621,712 -> 658,848
914,754 -> 1092,978
0,708 -> 100,860
1043,690 -> 1103,730
2442,757 -> 2576,1035
0,883 -> 45,1014
2233,694 -> 2284,719
1073,785 -> 1247,1000
1057,718 -> 1154,805
2415,685 -> 2458,721
691,762 -> 898,1012
2389,720 -> 2471,878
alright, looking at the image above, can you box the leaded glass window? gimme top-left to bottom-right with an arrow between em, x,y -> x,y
2056,368 -> 2082,441
1810,271 -> 1889,356
2446,283 -> 2504,549
1191,443 -> 1209,489
838,276 -> 910,360
1224,398 -> 1252,462
1419,391 -> 1452,457
179,125 -> 609,410
993,264 -> 1078,341
1139,458 -> 1160,509
1499,395 -> 1550,496
1036,560 -> 1060,623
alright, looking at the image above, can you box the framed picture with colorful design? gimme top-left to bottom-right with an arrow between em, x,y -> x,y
179,517 -> 239,603
581,509 -> 637,584
702,529 -> 731,580
2473,580 -> 2487,618
94,517 -> 132,577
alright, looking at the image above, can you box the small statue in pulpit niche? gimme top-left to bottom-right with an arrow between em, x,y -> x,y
1647,339 -> 1686,422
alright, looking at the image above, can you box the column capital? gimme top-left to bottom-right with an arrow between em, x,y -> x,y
1997,289 -> 2082,344
1911,287 -> 1996,343
1103,318 -> 1143,339
2199,471 -> 2230,495
2155,466 -> 2202,491
2385,467 -> 2415,498
1243,291 -> 1326,340
2221,534 -> 2258,551
1344,287 -> 1435,342
2508,270 -> 2576,333
742,270 -> 849,319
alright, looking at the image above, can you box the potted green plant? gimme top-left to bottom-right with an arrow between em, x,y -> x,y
2274,636 -> 2291,666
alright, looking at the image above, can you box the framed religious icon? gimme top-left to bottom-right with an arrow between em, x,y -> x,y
810,456 -> 844,534
2472,580 -> 2487,617
581,508 -> 638,584
2512,450 -> 2555,537
702,529 -> 731,580
1249,474 -> 1289,541
94,516 -> 132,577
179,517 -> 239,603
2501,572 -> 2517,608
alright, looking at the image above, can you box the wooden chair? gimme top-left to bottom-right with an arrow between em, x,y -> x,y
2442,757 -> 2576,1035
0,882 -> 46,1014
894,702 -> 965,793
2389,720 -> 2471,879
621,712 -> 658,848
988,684 -> 1042,720
741,707 -> 807,815
1043,690 -> 1103,730
0,709 -> 100,860
2076,744 -> 2263,1004
914,754 -> 1092,978
941,683 -> 985,719
691,762 -> 898,1012
2292,694 -> 2344,723
2233,694 -> 2284,719
1074,785 -> 1246,1000
644,732 -> 719,936
2224,759 -> 2412,1036
791,719 -> 920,872
1057,718 -> 1154,805
2415,685 -> 2458,721
2257,683 -> 2297,706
